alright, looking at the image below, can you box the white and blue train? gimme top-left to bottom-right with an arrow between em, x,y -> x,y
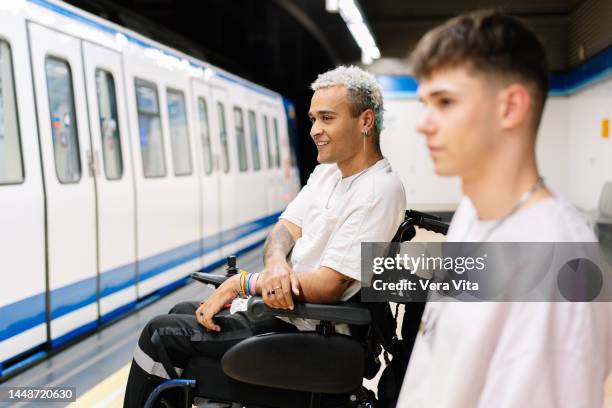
0,0 -> 301,378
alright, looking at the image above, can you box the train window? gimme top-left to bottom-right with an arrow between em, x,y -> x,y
45,57 -> 81,183
0,40 -> 23,185
263,114 -> 272,169
167,89 -> 193,176
289,143 -> 298,168
247,110 -> 261,171
135,79 -> 166,177
272,117 -> 281,168
217,102 -> 230,173
233,107 -> 248,172
197,97 -> 213,174
95,69 -> 123,180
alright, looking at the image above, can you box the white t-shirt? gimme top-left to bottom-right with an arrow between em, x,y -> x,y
278,157 -> 406,331
398,195 -> 612,408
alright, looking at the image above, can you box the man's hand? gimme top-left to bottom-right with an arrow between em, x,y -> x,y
195,275 -> 239,332
260,259 -> 301,310
262,220 -> 302,310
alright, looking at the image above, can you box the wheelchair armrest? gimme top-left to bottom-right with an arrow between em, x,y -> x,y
191,272 -> 229,287
417,218 -> 449,235
393,210 -> 449,242
246,296 -> 371,326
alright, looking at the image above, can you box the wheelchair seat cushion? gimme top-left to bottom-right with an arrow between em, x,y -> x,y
221,332 -> 364,394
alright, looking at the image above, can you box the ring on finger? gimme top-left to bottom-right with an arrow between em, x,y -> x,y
268,285 -> 282,296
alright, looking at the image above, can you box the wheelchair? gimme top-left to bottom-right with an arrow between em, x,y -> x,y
144,210 -> 448,408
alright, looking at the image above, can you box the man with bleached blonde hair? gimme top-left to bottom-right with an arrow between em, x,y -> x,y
124,65 -> 407,407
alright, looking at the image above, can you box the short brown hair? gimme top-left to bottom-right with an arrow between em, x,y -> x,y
409,10 -> 549,129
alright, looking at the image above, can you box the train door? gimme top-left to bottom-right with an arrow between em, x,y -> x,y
28,23 -> 97,346
211,87 -> 236,257
231,102 -> 251,231
269,112 -> 285,213
191,80 -> 222,268
275,112 -> 295,209
243,104 -> 266,226
258,102 -> 279,215
122,50 -> 200,298
231,96 -> 265,251
260,103 -> 283,214
82,41 -> 136,322
0,15 -> 46,366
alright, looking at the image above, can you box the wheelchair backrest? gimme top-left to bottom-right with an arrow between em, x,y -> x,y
365,210 -> 449,408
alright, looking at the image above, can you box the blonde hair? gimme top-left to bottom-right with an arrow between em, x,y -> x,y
311,65 -> 384,138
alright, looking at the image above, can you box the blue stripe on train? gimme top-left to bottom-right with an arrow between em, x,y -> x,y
43,236 -> 267,356
97,236 -> 268,327
0,211 -> 281,343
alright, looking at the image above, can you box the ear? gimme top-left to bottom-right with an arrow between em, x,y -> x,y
359,109 -> 376,133
497,84 -> 531,130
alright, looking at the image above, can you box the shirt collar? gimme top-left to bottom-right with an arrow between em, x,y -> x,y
336,157 -> 388,183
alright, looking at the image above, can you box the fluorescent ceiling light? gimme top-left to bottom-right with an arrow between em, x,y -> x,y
347,22 -> 375,49
330,0 -> 380,64
338,0 -> 363,24
361,51 -> 373,65
367,46 -> 381,59
326,0 -> 339,13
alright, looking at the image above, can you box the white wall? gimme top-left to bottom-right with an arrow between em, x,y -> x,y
565,77 -> 612,210
539,79 -> 612,210
381,98 -> 462,212
382,77 -> 612,213
536,98 -> 569,198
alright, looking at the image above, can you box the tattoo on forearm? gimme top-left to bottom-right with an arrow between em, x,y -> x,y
263,223 -> 295,265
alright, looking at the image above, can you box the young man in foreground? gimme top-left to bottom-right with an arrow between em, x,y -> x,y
123,66 -> 406,406
398,10 -> 611,407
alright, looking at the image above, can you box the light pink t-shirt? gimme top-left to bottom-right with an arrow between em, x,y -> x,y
398,196 -> 611,408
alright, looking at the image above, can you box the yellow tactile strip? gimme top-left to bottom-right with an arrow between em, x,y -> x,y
66,364 -> 130,408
